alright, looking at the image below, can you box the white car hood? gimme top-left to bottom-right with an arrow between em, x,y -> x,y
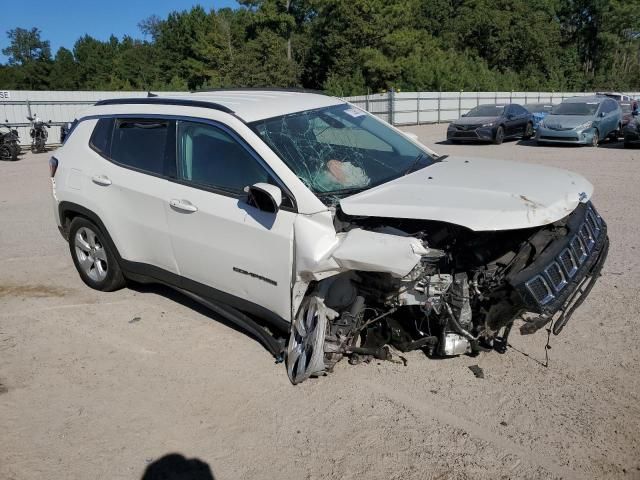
339,156 -> 593,231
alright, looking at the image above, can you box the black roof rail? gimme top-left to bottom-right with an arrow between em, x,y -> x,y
93,97 -> 235,113
189,87 -> 327,96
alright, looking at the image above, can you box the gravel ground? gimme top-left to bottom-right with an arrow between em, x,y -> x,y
1,125 -> 639,480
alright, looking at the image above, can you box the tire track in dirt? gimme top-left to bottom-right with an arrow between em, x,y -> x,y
364,380 -> 582,479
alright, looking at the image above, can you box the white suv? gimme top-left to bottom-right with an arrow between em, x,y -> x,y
51,90 -> 608,383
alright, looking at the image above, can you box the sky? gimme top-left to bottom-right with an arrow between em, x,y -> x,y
1,0 -> 239,62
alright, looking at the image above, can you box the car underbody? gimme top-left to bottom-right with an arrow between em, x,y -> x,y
286,201 -> 608,384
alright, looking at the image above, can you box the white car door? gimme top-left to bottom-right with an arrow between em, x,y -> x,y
83,117 -> 178,273
165,119 -> 296,321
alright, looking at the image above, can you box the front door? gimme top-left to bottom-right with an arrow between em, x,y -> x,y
165,119 -> 296,321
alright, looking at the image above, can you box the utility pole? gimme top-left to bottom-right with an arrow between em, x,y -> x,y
286,0 -> 292,61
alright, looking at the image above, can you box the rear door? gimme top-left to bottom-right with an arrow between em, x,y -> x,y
503,106 -> 520,136
165,119 -> 296,321
595,100 -> 613,137
511,104 -> 529,135
85,117 -> 178,273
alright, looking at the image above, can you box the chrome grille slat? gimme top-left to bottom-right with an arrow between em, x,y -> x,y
571,236 -> 588,264
579,223 -> 596,251
544,262 -> 568,291
526,275 -> 555,305
558,248 -> 578,278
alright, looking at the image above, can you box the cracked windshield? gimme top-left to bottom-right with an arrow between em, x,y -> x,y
251,104 -> 437,198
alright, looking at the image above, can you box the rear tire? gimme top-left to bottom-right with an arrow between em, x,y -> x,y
68,217 -> 125,292
493,126 -> 504,145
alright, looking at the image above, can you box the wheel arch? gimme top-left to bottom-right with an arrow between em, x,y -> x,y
59,201 -> 123,262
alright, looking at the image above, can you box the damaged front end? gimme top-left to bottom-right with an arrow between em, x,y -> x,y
286,201 -> 608,384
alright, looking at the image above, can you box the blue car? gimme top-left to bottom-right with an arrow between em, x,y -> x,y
524,103 -> 554,131
536,96 -> 622,147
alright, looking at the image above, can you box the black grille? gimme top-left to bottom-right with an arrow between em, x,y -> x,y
540,135 -> 578,141
512,202 -> 607,315
452,131 -> 478,138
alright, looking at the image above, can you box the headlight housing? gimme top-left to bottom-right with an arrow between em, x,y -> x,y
538,120 -> 545,128
482,122 -> 495,127
575,121 -> 593,130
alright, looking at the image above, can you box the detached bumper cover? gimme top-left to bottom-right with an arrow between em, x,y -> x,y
507,202 -> 608,331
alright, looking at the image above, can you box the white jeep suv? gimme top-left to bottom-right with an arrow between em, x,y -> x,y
51,90 -> 608,383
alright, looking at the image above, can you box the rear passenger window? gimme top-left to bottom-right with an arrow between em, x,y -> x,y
513,105 -> 527,115
110,119 -> 171,176
89,118 -> 114,156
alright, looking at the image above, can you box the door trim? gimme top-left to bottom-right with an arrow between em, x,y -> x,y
58,201 -> 291,332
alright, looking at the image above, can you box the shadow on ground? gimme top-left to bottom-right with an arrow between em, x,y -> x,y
141,453 -> 215,480
128,282 -> 284,358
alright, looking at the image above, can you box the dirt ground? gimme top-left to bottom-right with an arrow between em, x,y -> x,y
1,125 -> 639,480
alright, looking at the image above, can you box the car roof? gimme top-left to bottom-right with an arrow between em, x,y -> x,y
124,90 -> 346,123
564,96 -> 606,103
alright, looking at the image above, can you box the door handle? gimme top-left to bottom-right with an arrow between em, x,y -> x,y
169,199 -> 198,213
91,175 -> 112,186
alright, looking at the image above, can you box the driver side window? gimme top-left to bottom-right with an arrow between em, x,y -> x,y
177,121 -> 270,194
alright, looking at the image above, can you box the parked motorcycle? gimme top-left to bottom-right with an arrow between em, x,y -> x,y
27,114 -> 50,153
0,120 -> 20,161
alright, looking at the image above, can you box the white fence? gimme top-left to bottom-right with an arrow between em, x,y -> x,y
1,89 -> 639,145
344,91 -> 640,126
0,90 -> 182,146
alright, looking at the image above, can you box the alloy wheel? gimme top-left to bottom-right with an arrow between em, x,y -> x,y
74,226 -> 108,282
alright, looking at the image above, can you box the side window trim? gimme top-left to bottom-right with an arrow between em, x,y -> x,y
88,117 -> 114,158
175,118 -> 297,210
83,113 -> 297,213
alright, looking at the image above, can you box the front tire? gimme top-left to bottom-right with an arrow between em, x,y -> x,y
493,126 -> 504,145
591,130 -> 599,147
68,217 -> 125,292
0,145 -> 14,161
523,122 -> 534,140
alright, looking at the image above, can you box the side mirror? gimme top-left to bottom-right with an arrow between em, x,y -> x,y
599,111 -> 606,117
247,183 -> 282,214
404,132 -> 419,142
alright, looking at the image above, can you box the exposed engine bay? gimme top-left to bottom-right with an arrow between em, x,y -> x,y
286,201 -> 608,384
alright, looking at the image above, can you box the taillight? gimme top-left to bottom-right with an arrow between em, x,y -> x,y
49,156 -> 59,177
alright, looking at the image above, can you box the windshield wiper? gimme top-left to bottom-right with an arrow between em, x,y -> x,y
404,153 -> 447,176
404,153 -> 425,175
316,186 -> 369,199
